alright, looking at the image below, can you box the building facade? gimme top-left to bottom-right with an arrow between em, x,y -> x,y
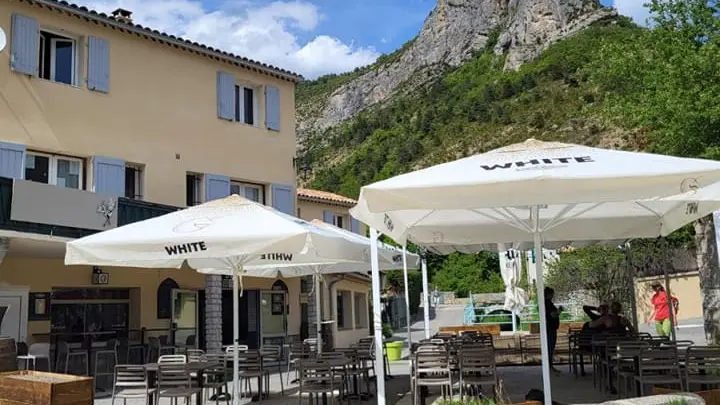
296,188 -> 371,348
0,0 -> 302,352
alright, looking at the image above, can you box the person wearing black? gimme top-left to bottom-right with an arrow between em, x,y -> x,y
544,287 -> 562,374
583,304 -> 608,321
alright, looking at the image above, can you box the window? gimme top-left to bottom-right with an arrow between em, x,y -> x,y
230,181 -> 264,204
124,164 -> 144,200
234,85 -> 256,125
186,173 -> 203,206
24,152 -> 83,189
38,30 -> 76,85
354,292 -> 368,328
336,290 -> 352,330
333,214 -> 345,229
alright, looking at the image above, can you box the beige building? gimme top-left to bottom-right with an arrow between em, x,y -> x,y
0,0 -> 308,354
297,188 -> 371,348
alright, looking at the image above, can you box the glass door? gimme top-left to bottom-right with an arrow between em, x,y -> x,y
260,291 -> 287,346
172,289 -> 199,347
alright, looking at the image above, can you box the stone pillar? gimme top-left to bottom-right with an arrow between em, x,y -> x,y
204,274 -> 223,353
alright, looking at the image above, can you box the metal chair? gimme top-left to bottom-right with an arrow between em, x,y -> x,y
261,345 -> 284,394
684,346 -> 720,390
237,350 -> 268,400
412,350 -> 453,405
155,363 -> 200,405
458,346 -> 497,401
111,365 -> 154,405
287,342 -> 309,384
94,339 -> 120,396
633,346 -> 683,395
299,359 -> 341,405
186,349 -> 205,363
158,354 -> 187,364
204,353 -> 231,405
57,340 -> 89,376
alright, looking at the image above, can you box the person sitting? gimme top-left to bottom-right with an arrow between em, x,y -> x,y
583,304 -> 609,322
588,301 -> 634,334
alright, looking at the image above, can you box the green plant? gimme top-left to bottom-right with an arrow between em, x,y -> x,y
382,323 -> 393,338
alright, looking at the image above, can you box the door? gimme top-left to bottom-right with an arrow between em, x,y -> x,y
0,296 -> 22,341
171,289 -> 199,347
260,291 -> 287,346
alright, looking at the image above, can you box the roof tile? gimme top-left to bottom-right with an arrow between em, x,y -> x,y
297,188 -> 357,207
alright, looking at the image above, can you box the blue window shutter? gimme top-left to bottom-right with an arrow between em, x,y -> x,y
216,71 -> 235,121
323,210 -> 333,224
351,218 -> 361,234
271,184 -> 295,215
10,14 -> 39,76
93,156 -> 125,196
0,142 -> 26,179
264,86 -> 280,131
205,174 -> 230,201
87,36 -> 110,93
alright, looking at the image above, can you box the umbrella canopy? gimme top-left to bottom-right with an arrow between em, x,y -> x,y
350,139 -> 720,405
357,139 -> 720,214
65,195 -> 368,270
351,183 -> 720,247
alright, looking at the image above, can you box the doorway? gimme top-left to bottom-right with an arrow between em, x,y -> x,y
171,289 -> 198,347
0,287 -> 27,342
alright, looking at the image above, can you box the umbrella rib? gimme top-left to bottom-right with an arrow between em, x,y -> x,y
539,203 -> 578,232
470,208 -> 532,233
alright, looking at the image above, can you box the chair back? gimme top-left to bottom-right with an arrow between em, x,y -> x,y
16,342 -> 28,356
459,346 -> 495,376
414,350 -> 450,379
356,337 -> 374,359
186,349 -> 205,363
237,350 -> 263,372
300,360 -> 335,389
204,353 -> 228,381
28,343 -> 50,357
185,335 -> 196,347
114,365 -> 148,389
157,363 -> 191,388
158,354 -> 187,364
105,338 -> 119,351
260,345 -> 282,360
684,346 -> 720,378
637,347 -> 681,376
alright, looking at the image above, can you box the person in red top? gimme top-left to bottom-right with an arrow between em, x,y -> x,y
647,282 -> 679,337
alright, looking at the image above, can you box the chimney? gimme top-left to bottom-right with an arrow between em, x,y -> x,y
111,8 -> 133,23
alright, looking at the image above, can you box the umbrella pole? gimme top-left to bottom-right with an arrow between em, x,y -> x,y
664,266 -> 677,341
421,257 -> 431,339
402,246 -> 412,356
315,271 -> 323,353
532,205 -> 553,405
232,266 -> 240,405
370,228 -> 386,405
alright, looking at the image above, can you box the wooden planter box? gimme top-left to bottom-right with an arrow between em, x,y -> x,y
653,387 -> 720,405
438,324 -> 502,336
0,371 -> 93,405
528,322 -> 584,334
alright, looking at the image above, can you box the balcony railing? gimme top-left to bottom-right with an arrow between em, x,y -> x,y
0,176 -> 180,237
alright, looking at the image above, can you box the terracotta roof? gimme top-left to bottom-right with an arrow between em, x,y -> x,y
21,0 -> 303,83
297,188 -> 357,207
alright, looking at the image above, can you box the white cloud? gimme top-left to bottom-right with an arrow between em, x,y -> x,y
77,0 -> 380,78
612,0 -> 652,26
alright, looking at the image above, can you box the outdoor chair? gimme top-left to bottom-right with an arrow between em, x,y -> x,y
458,346 -> 497,401
147,336 -> 174,363
260,345 -> 284,394
634,346 -> 684,395
155,363 -> 200,405
57,340 -> 89,376
335,347 -> 372,397
615,340 -> 649,398
355,337 -> 376,378
94,339 -> 120,396
299,359 -> 344,405
684,346 -> 720,390
287,341 -> 309,384
186,349 -> 205,363
111,365 -> 155,405
236,350 -> 268,400
204,353 -> 231,405
412,350 -> 453,405
17,342 -> 51,371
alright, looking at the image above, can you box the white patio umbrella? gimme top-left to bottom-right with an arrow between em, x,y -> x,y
199,219 -> 420,353
350,139 -> 720,405
498,247 -> 527,332
311,219 -> 422,348
64,195 -> 374,405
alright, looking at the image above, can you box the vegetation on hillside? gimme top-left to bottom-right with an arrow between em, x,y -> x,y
299,15 -> 639,199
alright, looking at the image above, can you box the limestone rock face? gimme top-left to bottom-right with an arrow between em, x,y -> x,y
298,0 -> 616,141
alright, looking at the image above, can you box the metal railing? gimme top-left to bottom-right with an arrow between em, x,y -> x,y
463,301 -> 586,327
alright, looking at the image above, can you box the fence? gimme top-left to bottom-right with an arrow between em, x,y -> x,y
463,300 -> 587,329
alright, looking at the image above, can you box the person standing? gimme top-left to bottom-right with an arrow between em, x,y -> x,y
544,287 -> 562,374
648,282 -> 679,337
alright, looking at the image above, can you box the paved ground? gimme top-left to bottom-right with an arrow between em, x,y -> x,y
637,316 -> 706,344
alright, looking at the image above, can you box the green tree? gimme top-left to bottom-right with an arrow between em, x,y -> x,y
588,0 -> 720,343
432,252 -> 504,298
545,246 -> 633,315
384,270 -> 423,315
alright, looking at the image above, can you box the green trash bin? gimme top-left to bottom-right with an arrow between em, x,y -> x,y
385,341 -> 403,362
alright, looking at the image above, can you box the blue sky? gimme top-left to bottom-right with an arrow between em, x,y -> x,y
78,0 -> 649,79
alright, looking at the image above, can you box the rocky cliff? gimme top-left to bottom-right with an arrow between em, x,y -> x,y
298,0 -> 616,139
